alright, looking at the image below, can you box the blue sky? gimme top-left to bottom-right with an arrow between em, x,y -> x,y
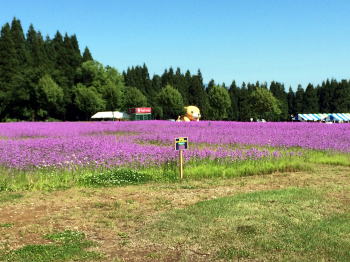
1,0 -> 349,89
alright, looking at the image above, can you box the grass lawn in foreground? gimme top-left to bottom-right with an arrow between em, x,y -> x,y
0,162 -> 349,261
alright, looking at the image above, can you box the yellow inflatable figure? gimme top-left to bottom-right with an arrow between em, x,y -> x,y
176,106 -> 201,122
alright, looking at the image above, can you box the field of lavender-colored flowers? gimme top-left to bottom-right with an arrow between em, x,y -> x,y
0,121 -> 349,170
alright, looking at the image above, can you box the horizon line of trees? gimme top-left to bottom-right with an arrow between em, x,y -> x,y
1,18 -> 350,122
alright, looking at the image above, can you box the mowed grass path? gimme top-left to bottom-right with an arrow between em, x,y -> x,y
0,164 -> 349,261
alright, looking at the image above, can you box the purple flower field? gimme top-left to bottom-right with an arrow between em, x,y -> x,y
0,121 -> 349,170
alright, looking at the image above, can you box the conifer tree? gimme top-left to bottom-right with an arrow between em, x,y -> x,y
332,80 -> 350,112
294,85 -> 304,113
26,25 -> 50,71
238,82 -> 251,121
82,47 -> 93,62
270,81 -> 288,120
0,23 -> 19,84
303,84 -> 318,113
287,87 -> 295,116
0,23 -> 21,119
10,18 -> 28,65
317,80 -> 332,113
228,81 -> 239,120
188,72 -> 210,118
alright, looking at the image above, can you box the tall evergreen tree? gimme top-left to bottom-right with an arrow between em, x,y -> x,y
188,71 -> 210,119
0,22 -> 24,119
26,25 -> 49,69
294,85 -> 304,113
10,18 -> 28,65
287,87 -> 296,117
228,81 -> 239,120
332,79 -> 350,112
270,81 -> 288,120
317,80 -> 332,113
303,83 -> 318,113
82,46 -> 93,62
237,82 -> 251,121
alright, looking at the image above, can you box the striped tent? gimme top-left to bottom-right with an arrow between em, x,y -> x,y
328,113 -> 350,122
297,113 -> 328,121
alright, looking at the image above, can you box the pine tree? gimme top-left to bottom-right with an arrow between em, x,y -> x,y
82,47 -> 93,62
173,67 -> 189,105
0,23 -> 19,84
63,33 -> 82,85
0,23 -> 22,120
238,82 -> 251,121
26,25 -> 50,71
188,72 -> 210,119
332,80 -> 350,112
294,85 -> 304,113
10,18 -> 28,65
303,84 -> 318,113
228,81 -> 239,120
317,80 -> 332,113
287,87 -> 295,116
207,79 -> 215,94
270,81 -> 288,120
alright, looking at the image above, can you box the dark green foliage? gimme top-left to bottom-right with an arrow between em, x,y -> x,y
237,83 -> 252,121
270,81 -> 288,120
123,86 -> 147,109
123,64 -> 152,98
294,85 -> 304,113
332,79 -> 350,112
318,80 -> 332,112
249,87 -> 281,120
73,84 -> 105,120
157,85 -> 184,119
207,85 -> 231,120
10,18 -> 28,65
303,84 -> 319,113
287,87 -> 295,116
79,168 -> 151,187
82,47 -> 93,62
228,81 -> 239,120
188,70 -> 210,119
37,74 -> 65,119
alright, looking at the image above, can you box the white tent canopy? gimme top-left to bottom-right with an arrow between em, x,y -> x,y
91,111 -> 129,119
296,113 -> 350,122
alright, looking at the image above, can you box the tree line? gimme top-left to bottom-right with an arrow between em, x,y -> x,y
1,18 -> 350,122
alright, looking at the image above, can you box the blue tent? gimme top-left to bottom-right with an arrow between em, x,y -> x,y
297,114 -> 328,121
328,113 -> 350,122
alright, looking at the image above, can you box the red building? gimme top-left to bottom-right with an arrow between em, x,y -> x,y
128,107 -> 152,120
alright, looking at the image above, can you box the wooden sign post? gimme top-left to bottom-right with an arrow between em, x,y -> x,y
175,137 -> 188,180
179,149 -> 184,179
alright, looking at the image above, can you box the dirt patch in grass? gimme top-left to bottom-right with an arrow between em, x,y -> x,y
0,164 -> 349,261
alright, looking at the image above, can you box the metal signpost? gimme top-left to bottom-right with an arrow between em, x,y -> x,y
175,137 -> 188,179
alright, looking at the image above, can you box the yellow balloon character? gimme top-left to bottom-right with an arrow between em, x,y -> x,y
176,106 -> 201,122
